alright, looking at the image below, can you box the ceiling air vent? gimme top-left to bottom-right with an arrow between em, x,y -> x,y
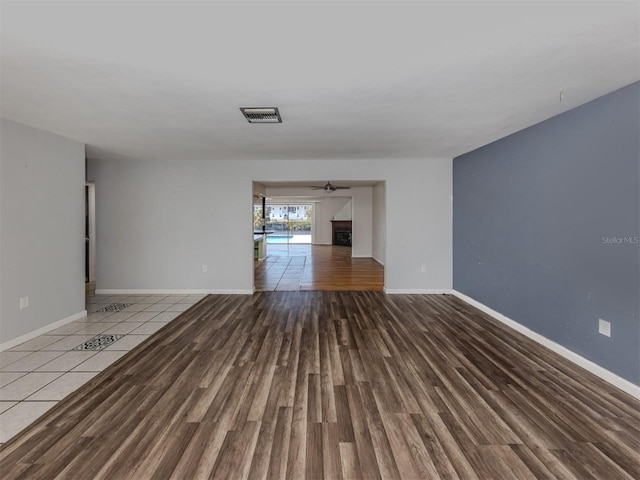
240,107 -> 282,124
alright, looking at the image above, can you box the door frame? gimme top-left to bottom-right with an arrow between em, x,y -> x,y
86,182 -> 96,283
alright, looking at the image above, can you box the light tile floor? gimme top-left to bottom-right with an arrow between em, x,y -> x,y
0,293 -> 204,444
254,245 -> 309,291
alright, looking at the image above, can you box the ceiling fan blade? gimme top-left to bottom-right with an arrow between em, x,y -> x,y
308,182 -> 350,191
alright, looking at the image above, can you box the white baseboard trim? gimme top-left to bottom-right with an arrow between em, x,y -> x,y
372,256 -> 384,266
95,289 -> 253,295
0,310 -> 87,352
383,288 -> 451,294
451,290 -> 640,399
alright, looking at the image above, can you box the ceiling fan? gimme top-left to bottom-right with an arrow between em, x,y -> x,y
311,181 -> 351,192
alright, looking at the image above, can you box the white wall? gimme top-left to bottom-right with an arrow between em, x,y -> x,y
316,197 -> 350,245
332,199 -> 352,221
87,157 -> 452,293
372,182 -> 386,265
385,159 -> 452,292
350,187 -> 373,258
0,119 -> 86,345
311,197 -> 349,245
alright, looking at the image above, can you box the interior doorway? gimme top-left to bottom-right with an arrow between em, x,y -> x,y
251,180 -> 386,292
85,182 -> 96,294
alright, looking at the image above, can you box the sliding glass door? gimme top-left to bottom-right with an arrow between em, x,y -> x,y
263,203 -> 312,244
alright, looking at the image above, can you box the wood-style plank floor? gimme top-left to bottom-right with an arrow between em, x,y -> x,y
255,245 -> 384,291
1,292 -> 638,479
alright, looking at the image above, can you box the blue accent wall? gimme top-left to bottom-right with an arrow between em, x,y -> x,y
453,82 -> 639,385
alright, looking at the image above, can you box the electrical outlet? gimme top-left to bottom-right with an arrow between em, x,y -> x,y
421,265 -> 427,273
598,319 -> 611,337
202,265 -> 208,273
20,297 -> 29,309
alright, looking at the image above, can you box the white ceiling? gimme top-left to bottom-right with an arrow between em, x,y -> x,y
1,1 -> 638,162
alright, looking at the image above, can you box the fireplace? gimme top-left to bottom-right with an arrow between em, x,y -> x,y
331,220 -> 352,247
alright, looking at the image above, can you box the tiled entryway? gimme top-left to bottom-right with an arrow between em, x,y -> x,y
255,251 -> 308,291
0,293 -> 204,444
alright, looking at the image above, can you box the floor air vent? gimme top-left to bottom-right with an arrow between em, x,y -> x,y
97,303 -> 132,313
73,334 -> 124,351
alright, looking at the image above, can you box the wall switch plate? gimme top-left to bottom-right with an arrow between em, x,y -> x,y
598,319 -> 611,337
421,265 -> 427,273
202,265 -> 208,273
20,297 -> 29,309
